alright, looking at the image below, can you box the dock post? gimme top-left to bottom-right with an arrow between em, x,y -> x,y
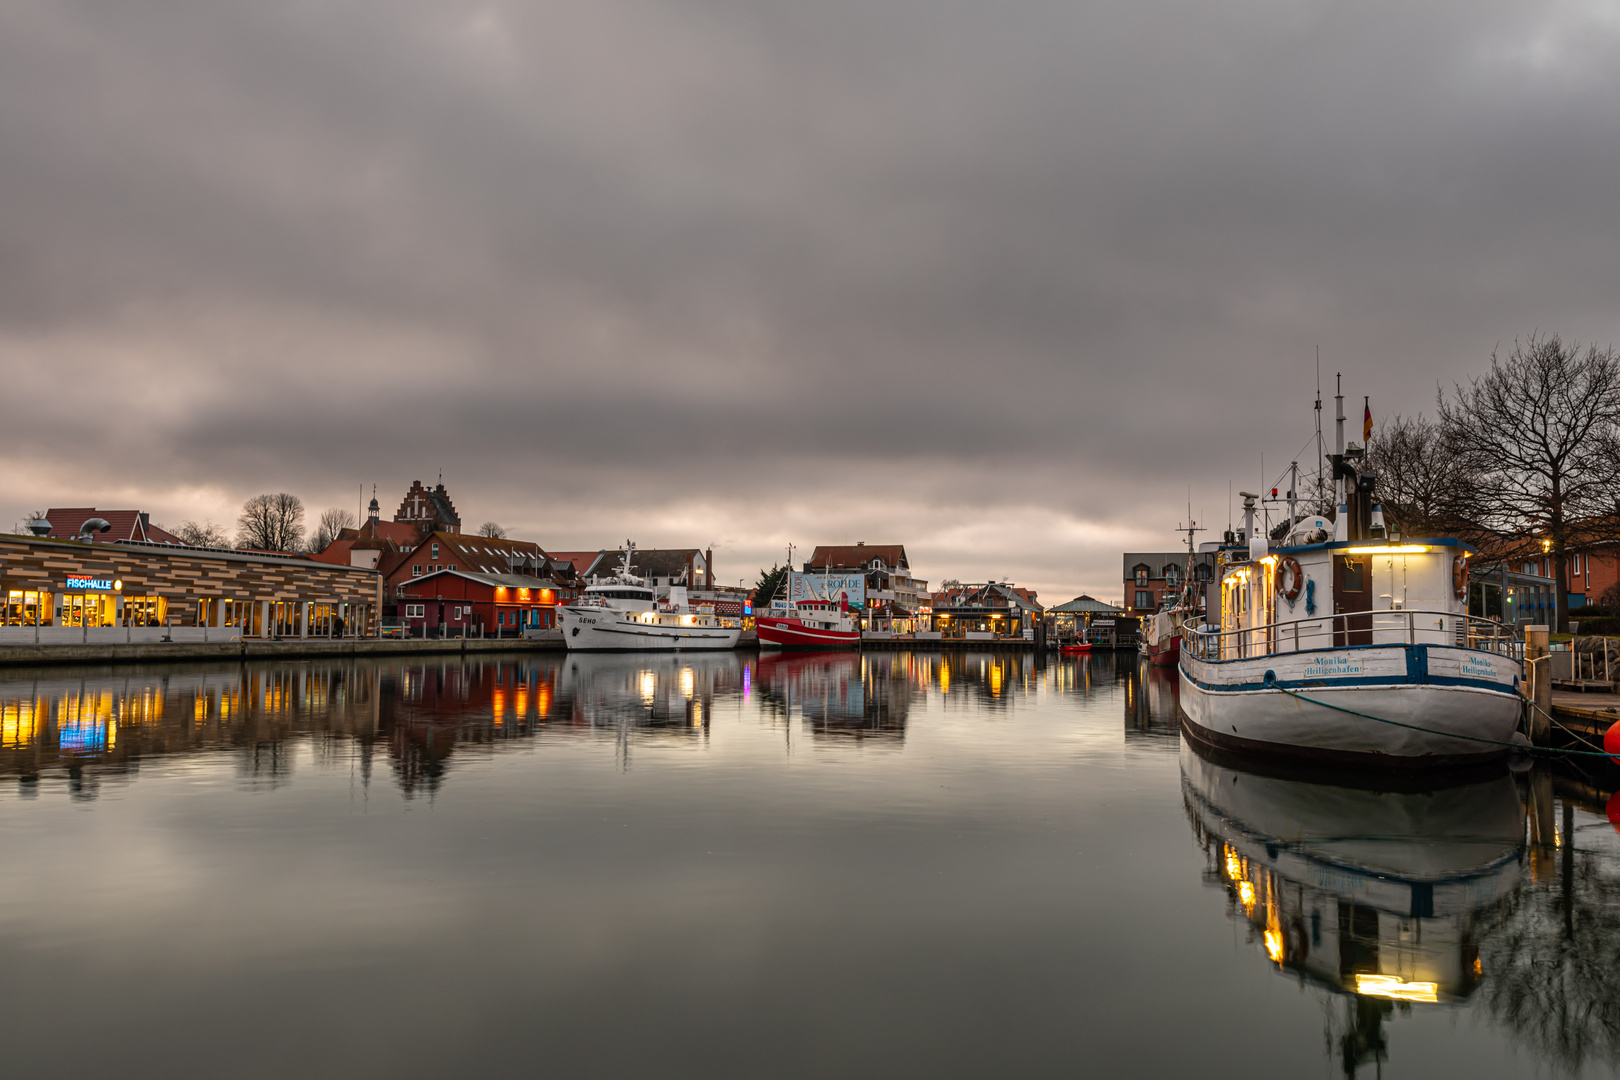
1525,624 -> 1550,745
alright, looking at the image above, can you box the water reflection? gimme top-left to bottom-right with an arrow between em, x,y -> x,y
1183,740 -> 1524,1075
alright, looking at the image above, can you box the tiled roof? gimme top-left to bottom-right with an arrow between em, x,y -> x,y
550,550 -> 611,576
42,508 -> 184,545
400,568 -> 568,591
806,544 -> 907,570
1049,595 -> 1124,614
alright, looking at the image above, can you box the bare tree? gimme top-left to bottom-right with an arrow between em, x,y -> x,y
11,509 -> 46,535
1366,413 -> 1480,537
308,507 -> 357,553
1439,334 -> 1620,631
477,521 -> 507,539
176,520 -> 230,547
236,493 -> 305,552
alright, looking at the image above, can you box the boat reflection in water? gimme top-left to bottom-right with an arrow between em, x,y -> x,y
1182,740 -> 1524,1074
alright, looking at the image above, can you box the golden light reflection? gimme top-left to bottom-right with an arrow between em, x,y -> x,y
680,668 -> 695,699
1354,975 -> 1439,1003
1473,957 -> 1483,977
1,700 -> 39,748
939,665 -> 950,694
640,671 -> 657,703
1237,880 -> 1255,909
989,664 -> 1003,696
1263,880 -> 1283,963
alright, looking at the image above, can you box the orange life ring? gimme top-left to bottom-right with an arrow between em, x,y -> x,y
1276,556 -> 1304,603
1453,555 -> 1469,599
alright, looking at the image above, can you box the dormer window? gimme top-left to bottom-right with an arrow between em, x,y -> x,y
1133,564 -> 1150,587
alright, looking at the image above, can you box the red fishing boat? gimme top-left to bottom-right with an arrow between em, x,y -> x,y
755,600 -> 861,650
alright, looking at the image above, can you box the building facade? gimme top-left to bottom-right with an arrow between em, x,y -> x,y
0,535 -> 381,639
804,543 -> 929,626
393,480 -> 462,537
1122,551 -> 1216,617
396,569 -> 569,635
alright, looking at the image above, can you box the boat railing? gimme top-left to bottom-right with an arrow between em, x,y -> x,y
1180,609 -> 1522,663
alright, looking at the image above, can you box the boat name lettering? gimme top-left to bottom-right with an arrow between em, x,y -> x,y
1303,656 -> 1363,679
1460,655 -> 1498,679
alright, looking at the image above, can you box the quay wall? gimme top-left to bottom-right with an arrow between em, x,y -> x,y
0,637 -> 565,669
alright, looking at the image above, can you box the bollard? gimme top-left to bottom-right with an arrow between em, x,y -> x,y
1525,624 -> 1550,746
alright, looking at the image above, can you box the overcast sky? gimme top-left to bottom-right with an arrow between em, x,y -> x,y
4,0 -> 1620,601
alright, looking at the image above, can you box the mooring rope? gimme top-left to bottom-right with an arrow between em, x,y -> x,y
1267,680 -> 1619,759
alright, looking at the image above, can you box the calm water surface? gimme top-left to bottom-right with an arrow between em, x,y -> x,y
0,650 -> 1616,1078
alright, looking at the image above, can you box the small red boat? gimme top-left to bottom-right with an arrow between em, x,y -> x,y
1059,641 -> 1092,654
755,601 -> 860,650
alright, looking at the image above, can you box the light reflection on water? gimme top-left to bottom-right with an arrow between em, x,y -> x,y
0,651 -> 1614,1078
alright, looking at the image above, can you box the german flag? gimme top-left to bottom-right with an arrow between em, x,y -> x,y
1363,398 -> 1373,444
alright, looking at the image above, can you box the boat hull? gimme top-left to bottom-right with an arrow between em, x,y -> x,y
1146,639 -> 1179,666
558,608 -> 740,651
755,616 -> 860,650
1178,643 -> 1522,767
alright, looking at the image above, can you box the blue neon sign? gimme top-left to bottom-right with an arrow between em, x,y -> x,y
65,577 -> 113,590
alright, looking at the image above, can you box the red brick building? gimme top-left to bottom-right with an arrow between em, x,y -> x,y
397,569 -> 569,635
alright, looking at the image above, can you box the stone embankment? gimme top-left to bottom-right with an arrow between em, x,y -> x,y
0,637 -> 565,669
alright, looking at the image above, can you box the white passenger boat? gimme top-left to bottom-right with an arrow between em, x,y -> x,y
558,543 -> 741,652
1179,388 -> 1524,768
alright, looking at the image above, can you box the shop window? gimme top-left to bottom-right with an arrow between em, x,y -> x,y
3,590 -> 51,626
60,593 -> 116,628
122,596 -> 167,627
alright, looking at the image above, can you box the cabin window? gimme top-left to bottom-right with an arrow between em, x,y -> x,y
1342,561 -> 1365,592
1195,564 -> 1210,583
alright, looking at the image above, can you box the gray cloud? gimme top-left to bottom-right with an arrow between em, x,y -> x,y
4,0 -> 1620,598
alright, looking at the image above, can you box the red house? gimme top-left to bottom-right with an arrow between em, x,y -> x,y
397,569 -> 571,635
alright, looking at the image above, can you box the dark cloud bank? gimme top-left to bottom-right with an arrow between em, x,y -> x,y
3,0 -> 1619,599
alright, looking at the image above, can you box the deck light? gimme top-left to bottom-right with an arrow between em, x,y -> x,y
1344,545 -> 1428,555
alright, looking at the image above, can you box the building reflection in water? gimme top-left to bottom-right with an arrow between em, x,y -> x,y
0,658 -> 741,799
1183,738 -> 1530,1076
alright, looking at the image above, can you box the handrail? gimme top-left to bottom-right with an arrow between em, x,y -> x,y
1180,608 -> 1522,662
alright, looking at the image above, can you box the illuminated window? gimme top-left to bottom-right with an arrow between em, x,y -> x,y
1133,564 -> 1150,587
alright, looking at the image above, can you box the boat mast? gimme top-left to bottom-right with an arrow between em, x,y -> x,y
1334,373 -> 1346,508
1314,350 -> 1324,513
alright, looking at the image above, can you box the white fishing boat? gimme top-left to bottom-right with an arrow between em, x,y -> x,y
558,543 -> 741,652
1179,381 -> 1524,768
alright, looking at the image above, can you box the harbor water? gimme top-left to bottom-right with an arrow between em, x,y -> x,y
0,651 -> 1616,1078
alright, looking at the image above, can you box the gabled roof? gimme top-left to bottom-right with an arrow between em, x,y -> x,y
807,544 -> 907,571
42,508 -> 184,545
588,548 -> 702,580
550,550 -> 612,577
338,519 -> 418,547
1049,595 -> 1124,614
932,582 -> 1043,613
400,568 -> 568,591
